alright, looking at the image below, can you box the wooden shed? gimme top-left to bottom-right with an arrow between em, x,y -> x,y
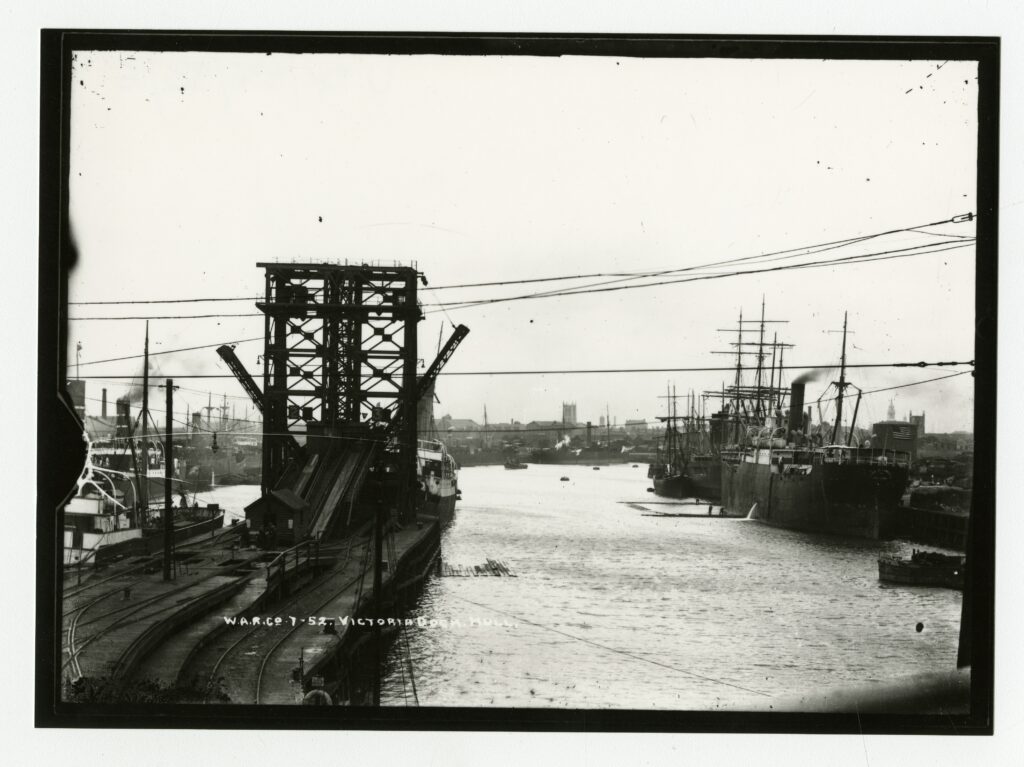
244,488 -> 311,546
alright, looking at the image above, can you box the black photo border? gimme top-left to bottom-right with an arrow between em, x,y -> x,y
36,30 -> 998,734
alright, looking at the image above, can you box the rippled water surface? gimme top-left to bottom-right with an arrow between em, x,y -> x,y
382,463 -> 962,709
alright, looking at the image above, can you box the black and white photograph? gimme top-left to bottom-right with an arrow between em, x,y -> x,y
29,24 -> 1006,751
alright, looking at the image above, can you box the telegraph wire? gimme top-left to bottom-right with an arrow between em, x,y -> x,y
430,222 -> 975,308
68,239 -> 973,321
73,360 -> 975,380
76,337 -> 264,368
425,240 -> 975,313
80,369 -> 972,437
66,213 -> 975,306
67,239 -> 973,321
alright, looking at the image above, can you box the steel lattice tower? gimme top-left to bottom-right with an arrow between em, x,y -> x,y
256,262 -> 421,498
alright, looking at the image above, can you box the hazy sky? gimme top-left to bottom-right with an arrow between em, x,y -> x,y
67,52 -> 978,433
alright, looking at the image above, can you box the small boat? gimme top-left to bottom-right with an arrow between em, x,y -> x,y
878,549 -> 965,589
560,476 -> 570,482
632,464 -> 639,468
592,466 -> 600,471
504,460 -> 528,470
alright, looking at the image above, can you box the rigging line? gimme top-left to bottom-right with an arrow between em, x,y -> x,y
427,241 -> 975,312
447,593 -> 771,698
427,285 -> 458,329
816,370 -> 972,404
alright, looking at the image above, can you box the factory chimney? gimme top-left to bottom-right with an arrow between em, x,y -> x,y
102,388 -> 108,419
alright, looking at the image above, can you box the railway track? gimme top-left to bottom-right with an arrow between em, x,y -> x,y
198,536 -> 370,704
62,527 -> 250,682
62,525 -> 245,602
63,579 -> 210,679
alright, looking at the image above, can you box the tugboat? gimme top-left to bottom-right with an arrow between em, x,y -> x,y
878,549 -> 965,589
503,459 -> 528,470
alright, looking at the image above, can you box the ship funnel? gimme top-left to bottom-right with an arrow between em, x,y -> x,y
788,383 -> 806,436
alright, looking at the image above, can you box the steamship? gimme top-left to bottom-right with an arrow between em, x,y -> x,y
720,311 -> 910,539
417,439 -> 460,526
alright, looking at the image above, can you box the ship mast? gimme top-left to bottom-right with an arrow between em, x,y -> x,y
754,297 -> 766,419
734,309 -> 743,442
830,312 -> 849,445
140,321 -> 149,512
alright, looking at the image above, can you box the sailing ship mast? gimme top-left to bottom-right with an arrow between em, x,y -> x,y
139,321 -> 150,511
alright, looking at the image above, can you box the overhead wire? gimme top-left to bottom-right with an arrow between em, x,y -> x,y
67,240 -> 973,320
66,213 -> 975,307
66,221 -> 975,321
81,370 -> 972,442
72,360 -> 975,380
425,240 -> 974,313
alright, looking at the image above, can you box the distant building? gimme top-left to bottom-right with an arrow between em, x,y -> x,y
907,411 -> 926,435
624,419 -> 648,438
525,420 -> 565,447
562,401 -> 577,426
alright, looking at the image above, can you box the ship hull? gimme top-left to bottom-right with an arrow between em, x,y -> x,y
686,456 -> 722,502
653,473 -> 688,499
420,491 -> 457,528
723,457 -> 906,539
878,557 -> 964,589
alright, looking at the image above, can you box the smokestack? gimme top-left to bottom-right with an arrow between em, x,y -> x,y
115,397 -> 131,443
788,383 -> 806,436
102,388 -> 107,419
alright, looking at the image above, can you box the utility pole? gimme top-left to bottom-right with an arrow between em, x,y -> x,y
140,322 -> 149,512
162,378 -> 178,581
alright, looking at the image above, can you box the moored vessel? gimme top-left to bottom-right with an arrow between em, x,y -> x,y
418,438 -> 460,525
720,309 -> 910,539
878,549 -> 965,589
